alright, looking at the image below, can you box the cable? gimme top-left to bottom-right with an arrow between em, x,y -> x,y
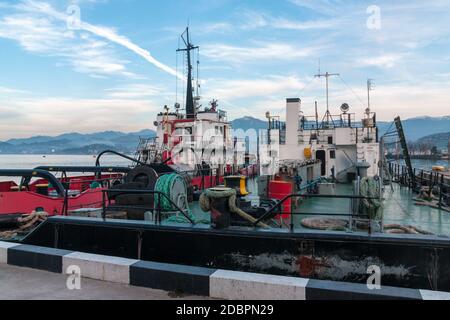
295,76 -> 318,97
338,75 -> 367,108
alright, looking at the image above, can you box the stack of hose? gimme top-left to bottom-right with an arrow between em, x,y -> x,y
154,173 -> 209,224
199,188 -> 270,229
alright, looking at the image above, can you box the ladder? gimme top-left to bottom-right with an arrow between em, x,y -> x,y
356,144 -> 365,162
394,117 -> 416,188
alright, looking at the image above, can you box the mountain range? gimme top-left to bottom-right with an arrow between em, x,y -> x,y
231,116 -> 450,149
416,132 -> 450,150
0,116 -> 448,154
0,129 -> 155,155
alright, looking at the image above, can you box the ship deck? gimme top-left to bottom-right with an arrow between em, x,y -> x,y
292,183 -> 450,236
191,180 -> 450,237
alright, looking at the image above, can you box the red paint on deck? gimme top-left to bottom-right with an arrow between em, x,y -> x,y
0,174 -> 121,216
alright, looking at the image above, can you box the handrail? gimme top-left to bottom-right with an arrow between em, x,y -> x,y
0,169 -> 66,197
101,189 -> 196,225
388,162 -> 449,209
253,193 -> 381,228
35,166 -> 132,174
95,150 -> 147,167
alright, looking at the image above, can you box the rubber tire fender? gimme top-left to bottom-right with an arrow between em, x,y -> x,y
125,166 -> 159,189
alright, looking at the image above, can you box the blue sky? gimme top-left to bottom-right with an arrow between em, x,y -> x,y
0,0 -> 449,139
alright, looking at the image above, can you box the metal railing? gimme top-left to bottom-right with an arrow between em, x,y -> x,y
253,193 -> 381,235
389,162 -> 449,207
101,189 -> 196,225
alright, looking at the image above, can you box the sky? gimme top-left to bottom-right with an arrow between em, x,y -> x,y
0,0 -> 449,140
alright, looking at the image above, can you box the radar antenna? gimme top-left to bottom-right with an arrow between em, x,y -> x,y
315,71 -> 340,125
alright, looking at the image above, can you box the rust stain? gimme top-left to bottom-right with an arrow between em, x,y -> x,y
296,255 -> 330,277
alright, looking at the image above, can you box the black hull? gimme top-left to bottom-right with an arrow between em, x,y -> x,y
22,216 -> 450,291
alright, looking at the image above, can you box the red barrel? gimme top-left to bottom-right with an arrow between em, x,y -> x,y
269,181 -> 293,222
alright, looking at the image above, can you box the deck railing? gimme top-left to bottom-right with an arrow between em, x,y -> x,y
388,162 -> 449,208
100,189 -> 195,225
253,193 -> 381,235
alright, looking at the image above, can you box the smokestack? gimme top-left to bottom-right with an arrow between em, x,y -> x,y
286,98 -> 301,146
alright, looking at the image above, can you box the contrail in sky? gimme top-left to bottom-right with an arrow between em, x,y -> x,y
24,0 -> 184,80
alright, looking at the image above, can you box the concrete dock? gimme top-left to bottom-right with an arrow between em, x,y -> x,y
0,264 -> 207,300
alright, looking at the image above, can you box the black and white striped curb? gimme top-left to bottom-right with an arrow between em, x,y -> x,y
1,241 -> 449,300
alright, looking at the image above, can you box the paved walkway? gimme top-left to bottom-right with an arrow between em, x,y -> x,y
0,264 -> 208,300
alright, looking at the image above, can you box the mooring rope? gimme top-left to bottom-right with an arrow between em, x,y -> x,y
200,188 -> 270,228
0,211 -> 48,240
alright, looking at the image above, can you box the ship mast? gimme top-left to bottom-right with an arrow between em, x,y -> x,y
367,79 -> 374,112
315,71 -> 339,124
177,27 -> 199,119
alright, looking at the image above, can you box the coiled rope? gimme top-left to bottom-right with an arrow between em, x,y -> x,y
154,173 -> 209,224
0,211 -> 48,240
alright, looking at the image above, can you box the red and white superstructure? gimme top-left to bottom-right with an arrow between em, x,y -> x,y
137,28 -> 245,174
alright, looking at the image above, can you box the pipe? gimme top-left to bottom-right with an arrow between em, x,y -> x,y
0,169 -> 66,197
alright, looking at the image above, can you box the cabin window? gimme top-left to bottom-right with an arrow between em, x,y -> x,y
328,136 -> 333,144
330,150 -> 336,159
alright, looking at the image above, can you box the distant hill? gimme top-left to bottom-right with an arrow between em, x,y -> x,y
0,142 -> 12,153
59,144 -> 119,155
377,116 -> 450,141
231,116 -> 267,131
0,129 -> 155,155
0,115 -> 448,155
416,132 -> 450,151
231,116 -> 450,143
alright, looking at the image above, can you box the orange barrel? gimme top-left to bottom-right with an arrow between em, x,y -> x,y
269,180 -> 293,222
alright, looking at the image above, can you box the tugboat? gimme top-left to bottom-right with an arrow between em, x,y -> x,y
1,29 -> 449,293
0,27 -> 250,233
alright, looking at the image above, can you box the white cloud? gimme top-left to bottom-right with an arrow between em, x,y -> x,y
199,22 -> 233,34
0,12 -> 134,78
289,0 -> 342,15
204,76 -> 306,100
364,82 -> 450,120
0,86 -> 28,94
0,96 -> 159,139
297,80 -> 450,121
358,54 -> 404,69
105,84 -> 164,99
21,0 -> 183,80
240,9 -> 338,31
0,0 -> 182,79
271,17 -> 338,30
202,42 -> 322,63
